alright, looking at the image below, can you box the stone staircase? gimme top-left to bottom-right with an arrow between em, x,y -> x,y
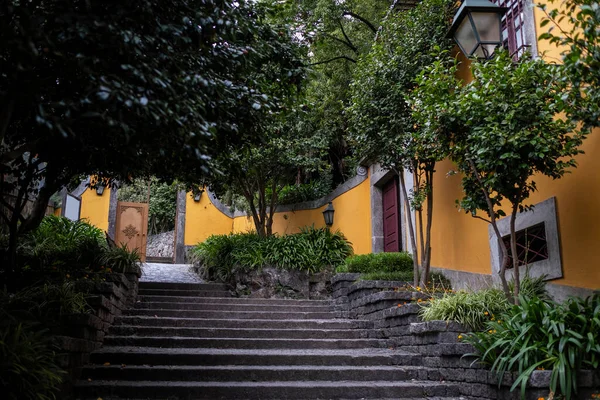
75,281 -> 464,399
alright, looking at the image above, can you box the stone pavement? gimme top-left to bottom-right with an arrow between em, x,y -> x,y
141,262 -> 203,283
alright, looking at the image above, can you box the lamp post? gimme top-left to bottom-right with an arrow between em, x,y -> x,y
447,0 -> 508,59
322,202 -> 335,229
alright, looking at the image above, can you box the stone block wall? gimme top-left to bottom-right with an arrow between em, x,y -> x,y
332,274 -> 600,400
55,267 -> 141,395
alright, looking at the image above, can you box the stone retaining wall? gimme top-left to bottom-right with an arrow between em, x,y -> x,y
332,274 -> 600,399
146,230 -> 174,258
55,267 -> 142,396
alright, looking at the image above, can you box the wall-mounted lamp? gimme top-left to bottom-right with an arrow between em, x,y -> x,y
322,201 -> 335,228
96,184 -> 105,196
193,190 -> 204,202
447,0 -> 507,59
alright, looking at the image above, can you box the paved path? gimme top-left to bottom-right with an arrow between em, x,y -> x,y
141,263 -> 203,283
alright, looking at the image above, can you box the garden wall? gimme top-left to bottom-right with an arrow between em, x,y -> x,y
55,267 -> 141,395
331,274 -> 600,399
184,171 -> 373,255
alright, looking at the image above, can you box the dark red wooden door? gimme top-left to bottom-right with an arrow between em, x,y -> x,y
383,178 -> 401,252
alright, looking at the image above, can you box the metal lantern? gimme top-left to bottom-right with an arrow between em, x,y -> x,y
193,192 -> 202,202
322,202 -> 335,227
96,184 -> 105,196
447,0 -> 508,59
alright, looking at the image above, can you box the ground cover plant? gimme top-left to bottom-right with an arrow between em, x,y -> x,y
12,216 -> 141,283
419,276 -> 549,331
464,293 -> 600,399
336,252 -> 413,281
190,227 -> 352,282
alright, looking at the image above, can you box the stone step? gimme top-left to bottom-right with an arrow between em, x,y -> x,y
103,336 -> 386,350
80,365 -> 426,382
90,347 -> 422,367
114,316 -> 373,330
133,301 -> 332,312
124,308 -> 336,320
75,380 -> 461,399
139,282 -> 228,291
109,326 -> 380,339
137,295 -> 331,306
137,289 -> 232,297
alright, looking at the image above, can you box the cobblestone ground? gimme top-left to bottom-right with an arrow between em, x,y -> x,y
141,263 -> 203,283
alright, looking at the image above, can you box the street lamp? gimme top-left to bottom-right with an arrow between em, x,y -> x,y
447,0 -> 508,59
322,202 -> 335,228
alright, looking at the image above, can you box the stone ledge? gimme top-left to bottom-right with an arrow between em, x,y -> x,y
331,273 -> 361,285
410,320 -> 467,335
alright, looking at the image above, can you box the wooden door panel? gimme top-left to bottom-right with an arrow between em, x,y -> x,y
382,178 -> 401,253
115,201 -> 148,262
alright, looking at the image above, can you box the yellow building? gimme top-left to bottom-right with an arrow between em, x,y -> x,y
78,0 -> 598,299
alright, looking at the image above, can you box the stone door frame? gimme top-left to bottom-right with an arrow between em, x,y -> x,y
370,164 -> 412,254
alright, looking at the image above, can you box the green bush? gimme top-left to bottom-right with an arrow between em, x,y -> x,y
419,275 -> 549,331
0,282 -> 91,326
190,227 -> 353,282
17,216 -> 106,273
0,323 -> 64,400
420,288 -> 510,331
465,294 -> 600,399
343,252 -> 413,274
98,244 -> 141,273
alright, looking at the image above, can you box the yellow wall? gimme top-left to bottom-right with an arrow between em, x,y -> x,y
185,192 -> 235,245
79,187 -> 111,232
428,5 -> 600,289
185,176 -> 373,255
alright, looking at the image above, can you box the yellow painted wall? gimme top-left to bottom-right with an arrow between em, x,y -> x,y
185,192 -> 235,245
185,176 -> 373,255
429,4 -> 600,289
79,187 -> 111,232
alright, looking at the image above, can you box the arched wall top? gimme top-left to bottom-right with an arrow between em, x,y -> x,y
206,171 -> 369,219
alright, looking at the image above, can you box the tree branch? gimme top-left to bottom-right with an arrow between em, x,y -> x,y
323,32 -> 358,54
337,20 -> 358,53
342,11 -> 377,34
309,56 -> 356,66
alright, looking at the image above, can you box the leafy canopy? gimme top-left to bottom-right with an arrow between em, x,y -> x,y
539,0 -> 600,128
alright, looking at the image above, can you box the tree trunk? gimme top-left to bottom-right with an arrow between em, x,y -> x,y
266,180 -> 278,236
397,168 -> 420,287
421,166 -> 435,287
468,159 -> 511,300
509,206 -> 520,305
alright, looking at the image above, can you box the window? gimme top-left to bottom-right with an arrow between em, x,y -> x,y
502,222 -> 548,267
488,197 -> 563,282
494,0 -> 530,58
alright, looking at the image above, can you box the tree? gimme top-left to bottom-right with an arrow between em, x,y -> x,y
118,178 -> 179,235
0,0 -> 304,273
209,105 -> 328,237
269,0 -> 390,185
415,50 -> 586,303
347,0 -> 456,287
539,0 -> 600,128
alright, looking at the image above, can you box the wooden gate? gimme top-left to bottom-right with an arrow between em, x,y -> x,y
382,177 -> 401,252
115,201 -> 149,262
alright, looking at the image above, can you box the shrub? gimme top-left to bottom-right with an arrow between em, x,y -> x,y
0,282 -> 91,325
465,294 -> 600,399
420,288 -> 510,331
419,275 -> 549,331
190,227 -> 353,282
98,244 -> 142,273
17,216 -> 106,273
343,252 -> 413,274
0,323 -> 64,400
